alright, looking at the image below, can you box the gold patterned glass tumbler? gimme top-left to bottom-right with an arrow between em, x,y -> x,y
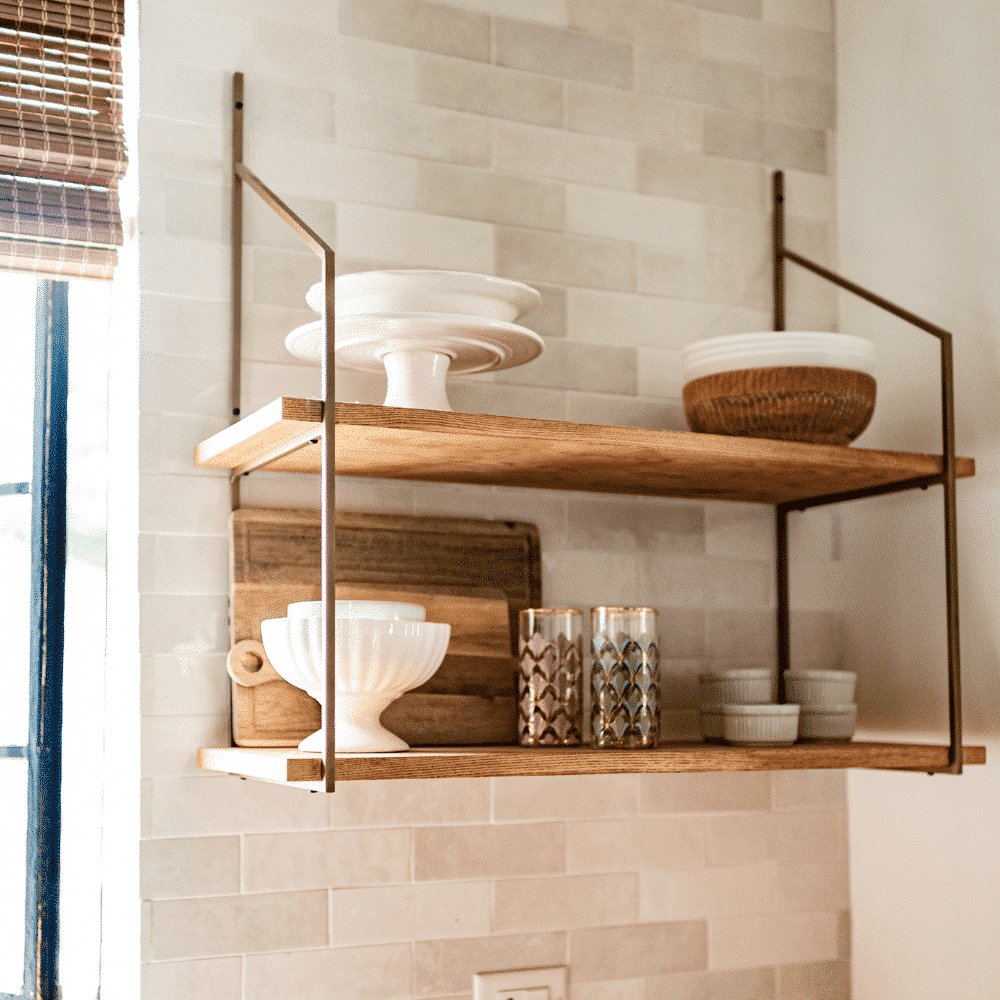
518,609 -> 584,746
591,606 -> 660,748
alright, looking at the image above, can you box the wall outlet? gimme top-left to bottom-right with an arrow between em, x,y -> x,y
473,965 -> 568,1000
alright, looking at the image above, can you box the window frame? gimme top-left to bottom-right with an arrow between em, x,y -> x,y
0,279 -> 68,1000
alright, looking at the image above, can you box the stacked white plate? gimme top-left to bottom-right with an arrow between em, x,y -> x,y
285,269 -> 544,411
681,332 -> 876,383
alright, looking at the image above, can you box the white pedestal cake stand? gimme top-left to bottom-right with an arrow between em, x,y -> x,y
285,312 -> 545,411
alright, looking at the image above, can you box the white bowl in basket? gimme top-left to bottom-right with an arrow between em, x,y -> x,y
699,669 -> 774,706
723,704 -> 800,746
260,615 -> 450,753
799,704 -> 857,742
784,669 -> 857,707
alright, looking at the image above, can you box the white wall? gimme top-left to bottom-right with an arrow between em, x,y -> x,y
835,3 -> 1000,997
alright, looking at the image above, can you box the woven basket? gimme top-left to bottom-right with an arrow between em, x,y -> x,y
682,365 -> 876,445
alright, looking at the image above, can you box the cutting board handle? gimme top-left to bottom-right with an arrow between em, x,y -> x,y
227,639 -> 284,688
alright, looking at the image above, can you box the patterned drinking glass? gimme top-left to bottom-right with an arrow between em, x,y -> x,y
518,608 -> 584,746
591,606 -> 659,749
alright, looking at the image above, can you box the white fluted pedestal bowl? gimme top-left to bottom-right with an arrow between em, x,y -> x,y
261,615 -> 450,753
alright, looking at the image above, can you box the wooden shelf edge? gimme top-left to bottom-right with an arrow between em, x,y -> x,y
197,742 -> 986,786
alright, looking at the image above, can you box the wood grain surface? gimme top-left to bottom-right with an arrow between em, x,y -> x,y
228,508 -> 538,747
198,741 -> 987,785
194,399 -> 976,504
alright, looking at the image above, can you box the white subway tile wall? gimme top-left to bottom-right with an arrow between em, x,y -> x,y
137,0 -> 847,996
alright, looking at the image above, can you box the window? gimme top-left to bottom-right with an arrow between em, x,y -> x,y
1,273 -> 111,1000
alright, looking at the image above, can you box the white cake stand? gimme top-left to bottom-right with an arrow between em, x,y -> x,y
286,312 -> 545,411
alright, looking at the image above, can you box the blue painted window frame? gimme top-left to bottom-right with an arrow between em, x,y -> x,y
0,280 -> 68,1000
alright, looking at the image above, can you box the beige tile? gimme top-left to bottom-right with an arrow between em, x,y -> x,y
336,203 -> 495,272
706,205 -> 769,260
141,652 -> 231,718
414,823 -> 564,880
764,121 -> 827,174
779,169 -> 835,222
493,872 -> 639,931
248,245 -> 317,309
491,338 -> 638,394
641,771 -> 772,813
564,390 -> 687,431
330,35 -> 418,100
335,92 -> 491,167
770,770 -> 846,811
139,293 -> 229,361
139,595 -> 228,657
571,921 -> 708,980
660,610 -> 707,660
242,828 -> 409,892
338,0 -> 490,61
703,502 -> 774,560
568,0 -> 699,50
412,932 -> 566,995
836,910 -> 850,959
495,16 -> 633,89
448,379 -> 569,421
699,9 -> 764,65
636,46 -> 764,116
772,861 -> 850,914
777,959 -> 849,1000
709,911 -> 840,970
703,109 -> 765,162
494,0 -> 568,24
704,607 -> 776,662
640,865 -> 772,920
640,555 -> 774,610
635,343 -> 689,398
140,837 -> 239,900
496,226 -> 635,292
495,121 -> 635,190
706,812 -> 773,866
243,945 -> 411,1000
149,890 -> 327,960
567,817 -> 706,873
493,774 -> 639,821
145,533 -> 229,595
683,0 -> 761,14
565,496 -> 704,555
142,716 -> 230,777
707,811 -> 847,867
790,610 -> 845,668
328,777 -> 490,827
645,966 -> 776,1000
417,161 -> 565,231
566,184 -> 706,252
527,283 -> 568,339
574,981 -> 645,1000
417,52 -> 563,127
763,23 -> 834,83
762,0 -> 832,32
638,147 -> 766,211
765,74 -> 835,129
142,957 -> 241,1000
149,776 -> 328,837
330,882 -> 491,945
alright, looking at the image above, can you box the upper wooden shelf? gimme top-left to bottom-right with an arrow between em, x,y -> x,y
198,741 -> 986,787
194,398 -> 975,505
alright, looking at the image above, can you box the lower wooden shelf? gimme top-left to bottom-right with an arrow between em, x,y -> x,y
198,741 -> 986,787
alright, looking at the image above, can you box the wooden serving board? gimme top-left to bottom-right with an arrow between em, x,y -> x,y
228,508 -> 541,747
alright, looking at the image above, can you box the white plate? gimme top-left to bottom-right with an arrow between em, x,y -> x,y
285,312 -> 545,374
306,269 -> 542,323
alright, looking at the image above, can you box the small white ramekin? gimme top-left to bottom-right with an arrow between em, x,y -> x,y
722,704 -> 800,746
699,704 -> 725,743
784,670 -> 856,707
699,669 -> 774,706
799,704 -> 857,742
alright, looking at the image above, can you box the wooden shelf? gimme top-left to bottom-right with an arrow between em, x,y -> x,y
198,741 -> 986,787
194,399 -> 975,505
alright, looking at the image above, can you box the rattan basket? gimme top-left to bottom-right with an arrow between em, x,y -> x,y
683,365 -> 876,445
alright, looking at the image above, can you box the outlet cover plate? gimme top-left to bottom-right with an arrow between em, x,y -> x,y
473,965 -> 568,1000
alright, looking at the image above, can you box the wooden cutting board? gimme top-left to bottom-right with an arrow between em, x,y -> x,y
228,508 -> 541,747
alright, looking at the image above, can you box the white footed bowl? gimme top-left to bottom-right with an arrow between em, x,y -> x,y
287,600 -> 427,622
260,616 -> 450,753
306,269 -> 542,323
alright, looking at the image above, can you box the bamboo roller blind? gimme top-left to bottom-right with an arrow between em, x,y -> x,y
0,0 -> 126,280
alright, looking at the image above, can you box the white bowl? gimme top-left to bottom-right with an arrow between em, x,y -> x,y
260,616 -> 450,753
287,600 -> 427,622
722,703 -> 800,746
699,703 -> 725,743
799,704 -> 857,742
681,332 -> 876,382
699,669 -> 774,706
784,670 -> 857,707
306,269 -> 542,323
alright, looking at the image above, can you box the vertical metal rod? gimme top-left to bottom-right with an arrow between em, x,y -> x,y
772,170 -> 785,332
941,335 -> 962,773
229,71 -> 245,511
776,506 -> 790,702
322,248 -> 337,793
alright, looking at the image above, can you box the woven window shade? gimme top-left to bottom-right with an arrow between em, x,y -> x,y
0,0 -> 126,280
